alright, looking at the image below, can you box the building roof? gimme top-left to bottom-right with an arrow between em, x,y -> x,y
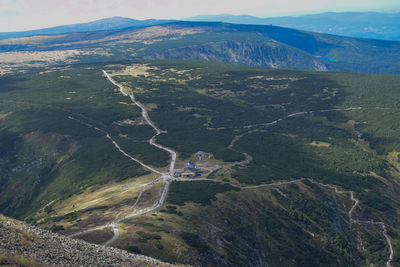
181,170 -> 196,176
185,167 -> 199,173
185,161 -> 196,168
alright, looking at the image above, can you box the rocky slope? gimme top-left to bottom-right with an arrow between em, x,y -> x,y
0,214 -> 177,266
1,21 -> 400,74
148,40 -> 328,71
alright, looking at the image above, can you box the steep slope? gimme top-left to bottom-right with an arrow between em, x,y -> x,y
187,12 -> 400,41
0,214 -> 175,266
146,39 -> 327,71
1,21 -> 400,74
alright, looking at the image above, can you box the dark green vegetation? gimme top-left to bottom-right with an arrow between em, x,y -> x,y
107,61 -> 400,266
167,181 -> 240,206
175,181 -> 386,266
233,119 -> 383,189
142,223 -> 168,232
179,232 -> 210,253
159,205 -> 183,216
135,231 -> 164,250
136,231 -> 162,241
0,65 -> 171,219
1,60 -> 400,266
2,21 -> 400,74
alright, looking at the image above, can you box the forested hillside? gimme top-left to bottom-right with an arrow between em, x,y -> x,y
1,61 -> 399,266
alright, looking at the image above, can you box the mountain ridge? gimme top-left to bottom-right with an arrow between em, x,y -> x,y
3,11 -> 400,41
186,11 -> 400,41
1,20 -> 400,74
0,16 -> 175,40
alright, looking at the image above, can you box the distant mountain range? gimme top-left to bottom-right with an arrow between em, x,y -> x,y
0,16 -> 174,40
187,12 -> 400,41
1,21 -> 400,74
1,12 -> 400,42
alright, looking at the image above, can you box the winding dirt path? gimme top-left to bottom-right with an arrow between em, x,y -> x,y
101,71 -> 177,245
68,72 -> 393,265
207,107 -> 361,131
170,176 -> 394,266
314,181 -> 393,267
69,71 -> 177,245
102,71 -> 177,175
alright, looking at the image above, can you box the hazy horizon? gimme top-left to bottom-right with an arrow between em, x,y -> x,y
0,0 -> 399,32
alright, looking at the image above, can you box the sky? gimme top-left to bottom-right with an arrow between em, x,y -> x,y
0,0 -> 399,32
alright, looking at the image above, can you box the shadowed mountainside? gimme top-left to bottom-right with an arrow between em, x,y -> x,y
1,21 -> 400,74
187,12 -> 400,41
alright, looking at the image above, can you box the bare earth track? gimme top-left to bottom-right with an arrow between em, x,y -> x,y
67,71 -> 393,266
314,181 -> 394,267
69,71 -> 177,245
